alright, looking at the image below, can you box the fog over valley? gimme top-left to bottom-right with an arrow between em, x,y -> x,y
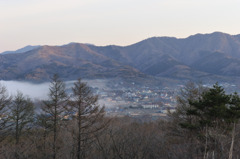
0,80 -> 50,100
0,79 -> 120,108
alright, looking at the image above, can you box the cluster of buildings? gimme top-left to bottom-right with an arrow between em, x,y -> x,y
92,83 -> 179,118
91,81 -> 240,119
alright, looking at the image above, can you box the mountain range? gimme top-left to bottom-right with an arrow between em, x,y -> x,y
1,32 -> 240,83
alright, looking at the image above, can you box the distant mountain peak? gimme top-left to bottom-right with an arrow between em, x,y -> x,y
1,45 -> 41,55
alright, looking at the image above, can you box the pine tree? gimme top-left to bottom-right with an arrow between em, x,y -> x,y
186,83 -> 232,130
176,83 -> 240,158
69,79 -> 105,159
170,82 -> 206,131
227,92 -> 240,123
41,74 -> 68,159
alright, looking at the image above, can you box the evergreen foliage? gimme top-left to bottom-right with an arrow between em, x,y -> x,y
181,83 -> 240,131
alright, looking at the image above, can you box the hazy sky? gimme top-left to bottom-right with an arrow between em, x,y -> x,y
1,0 -> 240,52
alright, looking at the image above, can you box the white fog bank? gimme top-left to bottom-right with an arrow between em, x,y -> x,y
0,79 -> 111,101
0,80 -> 50,99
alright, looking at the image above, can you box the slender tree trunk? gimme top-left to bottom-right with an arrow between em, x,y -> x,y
71,137 -> 75,159
229,123 -> 236,159
15,113 -> 19,159
204,126 -> 208,159
16,117 -> 19,145
53,105 -> 57,159
77,105 -> 81,159
43,129 -> 47,159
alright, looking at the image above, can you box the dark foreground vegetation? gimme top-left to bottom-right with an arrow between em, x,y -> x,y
0,75 -> 240,159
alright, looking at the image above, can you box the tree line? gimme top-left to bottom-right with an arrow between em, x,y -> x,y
0,77 -> 240,159
0,74 -> 106,159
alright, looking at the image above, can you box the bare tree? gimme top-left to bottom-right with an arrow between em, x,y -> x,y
35,114 -> 54,159
8,91 -> 34,159
41,74 -> 68,159
0,83 -> 11,142
69,79 -> 106,159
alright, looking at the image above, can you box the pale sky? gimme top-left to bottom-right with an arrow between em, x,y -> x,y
1,0 -> 240,52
